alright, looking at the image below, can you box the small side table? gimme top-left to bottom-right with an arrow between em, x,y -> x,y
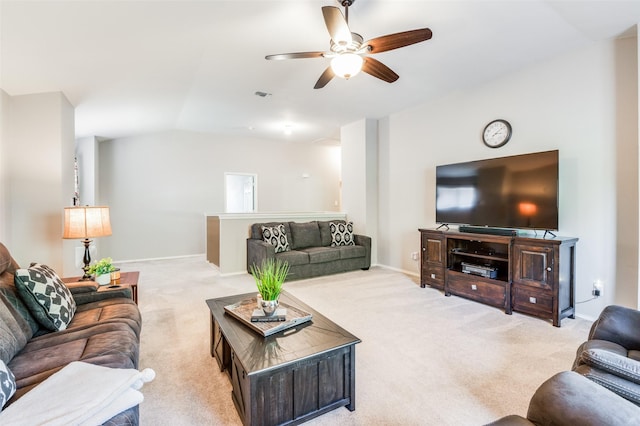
112,271 -> 139,304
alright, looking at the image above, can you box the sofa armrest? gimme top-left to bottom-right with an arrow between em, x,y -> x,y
354,234 -> 371,269
72,286 -> 133,305
246,239 -> 275,273
65,281 -> 99,294
589,305 -> 640,349
527,371 -> 640,425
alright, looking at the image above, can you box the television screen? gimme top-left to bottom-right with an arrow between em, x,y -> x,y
436,150 -> 559,230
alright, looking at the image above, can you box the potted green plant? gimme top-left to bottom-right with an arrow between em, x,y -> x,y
250,258 -> 290,316
88,257 -> 116,285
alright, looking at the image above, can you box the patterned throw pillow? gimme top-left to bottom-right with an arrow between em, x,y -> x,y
0,360 -> 16,411
330,221 -> 355,247
261,224 -> 290,253
14,263 -> 77,331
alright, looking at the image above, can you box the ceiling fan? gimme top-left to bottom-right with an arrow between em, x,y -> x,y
265,0 -> 433,89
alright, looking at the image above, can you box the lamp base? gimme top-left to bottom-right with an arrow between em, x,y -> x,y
80,238 -> 93,280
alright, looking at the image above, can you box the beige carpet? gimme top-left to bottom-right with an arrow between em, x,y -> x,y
120,256 -> 592,425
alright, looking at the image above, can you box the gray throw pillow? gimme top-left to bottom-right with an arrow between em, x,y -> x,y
14,263 -> 77,331
0,360 -> 16,411
289,221 -> 321,249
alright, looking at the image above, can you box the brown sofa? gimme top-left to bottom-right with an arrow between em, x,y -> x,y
489,304 -> 640,425
487,371 -> 640,425
0,242 -> 142,425
572,304 -> 640,405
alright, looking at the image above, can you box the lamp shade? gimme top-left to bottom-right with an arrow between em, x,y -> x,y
330,53 -> 363,79
63,206 -> 112,239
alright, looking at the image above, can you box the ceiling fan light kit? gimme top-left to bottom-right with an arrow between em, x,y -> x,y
265,0 -> 432,89
331,53 -> 363,79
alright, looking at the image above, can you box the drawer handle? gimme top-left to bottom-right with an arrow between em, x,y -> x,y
529,297 -> 537,304
431,273 -> 436,279
471,284 -> 477,291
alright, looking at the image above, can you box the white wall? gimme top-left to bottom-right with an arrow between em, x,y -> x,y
1,92 -> 75,274
99,130 -> 341,261
0,90 -> 9,243
75,136 -> 99,206
341,119 -> 378,264
377,37 -> 638,320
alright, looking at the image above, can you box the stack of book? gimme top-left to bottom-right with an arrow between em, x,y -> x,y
223,298 -> 313,337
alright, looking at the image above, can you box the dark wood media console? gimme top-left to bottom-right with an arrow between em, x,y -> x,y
419,228 -> 578,327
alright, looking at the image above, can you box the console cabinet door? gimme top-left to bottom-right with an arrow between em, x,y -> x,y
420,230 -> 445,289
512,244 -> 554,291
512,241 -> 559,325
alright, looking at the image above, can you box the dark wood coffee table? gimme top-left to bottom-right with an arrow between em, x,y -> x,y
206,291 -> 361,426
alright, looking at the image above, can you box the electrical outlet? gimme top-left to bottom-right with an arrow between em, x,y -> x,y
411,252 -> 419,261
593,280 -> 604,297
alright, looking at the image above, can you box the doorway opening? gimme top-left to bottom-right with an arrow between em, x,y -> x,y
225,173 -> 257,213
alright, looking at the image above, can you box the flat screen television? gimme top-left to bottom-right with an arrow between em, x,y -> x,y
435,150 -> 559,231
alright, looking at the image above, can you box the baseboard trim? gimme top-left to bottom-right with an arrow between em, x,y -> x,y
115,253 -> 205,264
375,264 -> 419,278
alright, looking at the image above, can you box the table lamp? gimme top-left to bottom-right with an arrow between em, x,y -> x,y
63,206 -> 112,280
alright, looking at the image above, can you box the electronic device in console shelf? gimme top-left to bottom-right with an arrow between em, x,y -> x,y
461,262 -> 498,279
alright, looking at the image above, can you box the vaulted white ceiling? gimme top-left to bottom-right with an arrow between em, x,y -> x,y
2,1 -> 639,144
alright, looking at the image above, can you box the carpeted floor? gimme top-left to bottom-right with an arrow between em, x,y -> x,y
122,256 -> 592,425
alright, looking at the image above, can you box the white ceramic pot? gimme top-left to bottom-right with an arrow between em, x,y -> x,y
96,274 -> 111,285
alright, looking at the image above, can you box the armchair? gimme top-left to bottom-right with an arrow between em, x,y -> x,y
573,304 -> 640,405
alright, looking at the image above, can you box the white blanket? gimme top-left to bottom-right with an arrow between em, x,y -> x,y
0,361 -> 155,426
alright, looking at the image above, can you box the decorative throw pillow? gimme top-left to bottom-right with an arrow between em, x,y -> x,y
14,263 -> 76,331
0,360 -> 16,411
261,224 -> 290,253
330,221 -> 355,247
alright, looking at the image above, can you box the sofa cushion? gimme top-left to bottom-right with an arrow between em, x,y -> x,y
71,298 -> 142,338
319,220 -> 345,247
275,250 -> 309,266
0,283 -> 40,336
0,293 -> 33,365
261,224 -> 291,253
330,221 -> 355,247
7,321 -> 139,401
337,245 -> 366,260
15,264 -> 77,331
289,221 -> 321,250
301,247 -> 340,264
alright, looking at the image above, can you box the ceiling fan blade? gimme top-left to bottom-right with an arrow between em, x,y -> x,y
362,57 -> 399,83
265,52 -> 326,60
365,28 -> 432,54
314,67 -> 335,89
322,6 -> 352,46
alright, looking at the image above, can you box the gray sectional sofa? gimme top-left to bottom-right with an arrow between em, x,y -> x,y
247,220 -> 371,281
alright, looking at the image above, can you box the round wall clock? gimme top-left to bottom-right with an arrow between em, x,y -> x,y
482,119 -> 512,148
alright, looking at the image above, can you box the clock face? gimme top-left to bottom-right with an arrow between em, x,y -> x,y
483,119 -> 512,148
